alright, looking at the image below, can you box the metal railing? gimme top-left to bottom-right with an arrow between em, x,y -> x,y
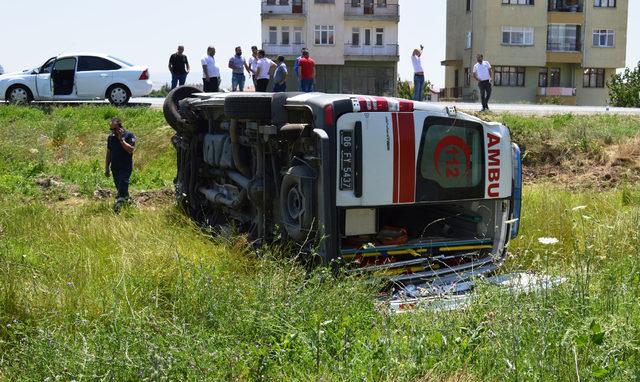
261,43 -> 306,56
344,2 -> 399,18
548,0 -> 583,12
344,44 -> 399,57
546,41 -> 581,51
261,0 -> 305,15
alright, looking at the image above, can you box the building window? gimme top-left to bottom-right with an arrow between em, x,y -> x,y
269,26 -> 278,44
466,0 -> 472,11
466,31 -> 472,49
294,27 -> 303,44
594,0 -> 615,7
352,27 -> 360,46
464,68 -> 471,86
494,66 -> 526,87
314,0 -> 335,3
502,0 -> 534,4
502,27 -> 534,45
539,67 -> 560,87
377,0 -> 387,6
547,24 -> 581,51
583,68 -> 605,88
314,25 -> 335,45
281,26 -> 290,45
593,29 -> 614,47
375,28 -> 384,46
364,28 -> 372,45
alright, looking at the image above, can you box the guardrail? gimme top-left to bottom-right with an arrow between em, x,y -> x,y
261,0 -> 305,15
547,42 -> 581,52
344,2 -> 399,18
261,43 -> 306,56
344,44 -> 398,57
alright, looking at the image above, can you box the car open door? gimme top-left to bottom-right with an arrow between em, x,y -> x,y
35,58 -> 55,100
51,57 -> 77,99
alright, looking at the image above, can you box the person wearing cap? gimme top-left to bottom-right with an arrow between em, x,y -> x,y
297,49 -> 316,93
273,56 -> 288,92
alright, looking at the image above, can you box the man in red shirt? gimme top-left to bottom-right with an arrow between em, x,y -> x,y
297,49 -> 316,93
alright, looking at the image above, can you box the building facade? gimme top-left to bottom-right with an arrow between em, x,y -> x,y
442,0 -> 628,106
261,0 -> 399,95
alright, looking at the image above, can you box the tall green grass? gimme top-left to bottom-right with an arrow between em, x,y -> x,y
2,106 -> 640,380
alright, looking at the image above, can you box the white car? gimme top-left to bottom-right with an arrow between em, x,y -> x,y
0,53 -> 153,105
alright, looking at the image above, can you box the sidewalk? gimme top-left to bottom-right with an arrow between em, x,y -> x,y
429,101 -> 640,116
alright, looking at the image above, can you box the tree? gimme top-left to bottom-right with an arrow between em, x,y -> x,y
608,62 -> 640,108
396,78 -> 433,101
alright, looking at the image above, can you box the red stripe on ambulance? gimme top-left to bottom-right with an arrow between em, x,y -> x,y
392,112 -> 416,204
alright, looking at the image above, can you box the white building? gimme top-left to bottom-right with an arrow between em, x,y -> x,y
261,0 -> 399,95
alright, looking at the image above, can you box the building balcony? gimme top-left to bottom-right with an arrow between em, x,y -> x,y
546,41 -> 582,63
344,44 -> 399,61
547,41 -> 581,52
261,43 -> 306,57
548,0 -> 583,12
344,1 -> 399,21
261,0 -> 306,19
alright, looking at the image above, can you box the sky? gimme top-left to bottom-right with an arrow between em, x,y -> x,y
0,0 -> 637,89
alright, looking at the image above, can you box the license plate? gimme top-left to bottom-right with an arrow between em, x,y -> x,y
339,130 -> 354,191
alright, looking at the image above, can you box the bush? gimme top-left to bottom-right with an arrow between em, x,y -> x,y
608,62 -> 640,107
397,77 -> 433,100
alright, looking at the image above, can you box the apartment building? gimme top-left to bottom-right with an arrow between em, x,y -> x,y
441,0 -> 628,106
260,0 -> 399,95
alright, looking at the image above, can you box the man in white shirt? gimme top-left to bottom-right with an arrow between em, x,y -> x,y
255,49 -> 276,92
201,46 -> 220,92
473,53 -> 493,111
411,45 -> 425,101
248,46 -> 259,89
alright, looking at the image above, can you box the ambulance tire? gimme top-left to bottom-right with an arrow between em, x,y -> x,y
164,85 -> 201,133
280,165 -> 315,243
224,93 -> 272,121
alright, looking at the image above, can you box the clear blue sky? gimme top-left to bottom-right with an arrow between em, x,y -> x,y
0,0 -> 637,89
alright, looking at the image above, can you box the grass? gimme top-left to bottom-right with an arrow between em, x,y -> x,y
2,105 -> 640,380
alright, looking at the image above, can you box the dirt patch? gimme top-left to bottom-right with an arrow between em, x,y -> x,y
92,186 -> 175,208
525,139 -> 640,189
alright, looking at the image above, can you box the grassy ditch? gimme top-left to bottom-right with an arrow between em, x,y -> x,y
1,105 -> 640,380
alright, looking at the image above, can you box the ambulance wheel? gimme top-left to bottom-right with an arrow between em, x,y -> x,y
280,165 -> 315,243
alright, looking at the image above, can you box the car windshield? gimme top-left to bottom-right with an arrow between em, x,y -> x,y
416,117 -> 485,201
107,56 -> 133,67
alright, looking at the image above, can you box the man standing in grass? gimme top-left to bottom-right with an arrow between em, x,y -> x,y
105,117 -> 136,212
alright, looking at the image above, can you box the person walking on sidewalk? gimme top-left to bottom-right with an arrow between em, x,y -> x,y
104,118 -> 136,213
201,46 -> 220,92
297,49 -> 316,93
228,46 -> 251,92
255,50 -> 276,92
473,53 -> 493,112
411,45 -> 425,101
273,56 -> 288,92
168,45 -> 190,89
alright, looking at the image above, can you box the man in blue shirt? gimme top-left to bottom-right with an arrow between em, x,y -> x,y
105,117 -> 136,212
273,56 -> 288,92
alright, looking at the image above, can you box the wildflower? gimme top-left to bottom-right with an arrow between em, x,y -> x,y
538,237 -> 559,245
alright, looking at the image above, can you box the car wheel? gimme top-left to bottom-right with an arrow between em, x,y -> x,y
224,93 -> 272,121
280,165 -> 316,243
107,85 -> 130,106
7,85 -> 33,104
163,86 -> 202,134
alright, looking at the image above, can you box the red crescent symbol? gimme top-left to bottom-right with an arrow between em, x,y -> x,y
434,135 -> 472,176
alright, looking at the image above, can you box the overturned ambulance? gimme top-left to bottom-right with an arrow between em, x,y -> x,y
164,88 -> 522,285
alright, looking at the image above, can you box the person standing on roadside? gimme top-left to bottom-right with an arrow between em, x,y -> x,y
168,45 -> 190,89
248,46 -> 259,90
273,56 -> 288,92
104,118 -> 136,213
411,45 -> 425,101
255,50 -> 276,92
228,46 -> 251,92
297,49 -> 316,93
293,47 -> 305,91
473,53 -> 493,112
201,46 -> 220,92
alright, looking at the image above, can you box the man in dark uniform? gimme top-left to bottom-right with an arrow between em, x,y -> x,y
105,117 -> 136,212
